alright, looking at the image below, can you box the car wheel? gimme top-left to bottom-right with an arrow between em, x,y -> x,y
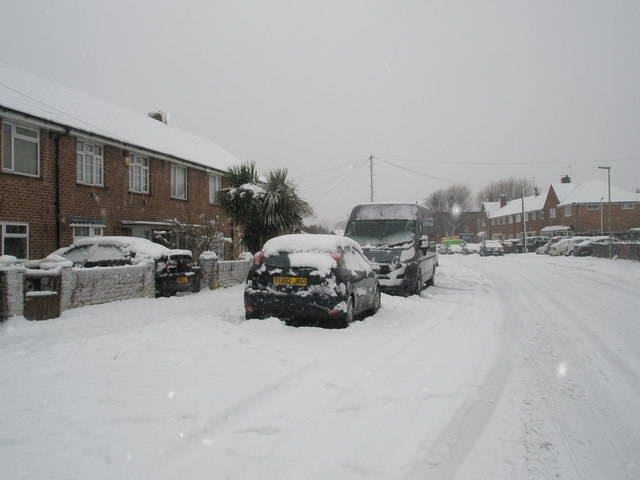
427,266 -> 436,287
336,297 -> 354,328
370,286 -> 381,314
413,269 -> 423,295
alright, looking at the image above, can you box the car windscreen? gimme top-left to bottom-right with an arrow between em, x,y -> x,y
263,250 -> 337,270
345,220 -> 415,246
62,244 -> 128,267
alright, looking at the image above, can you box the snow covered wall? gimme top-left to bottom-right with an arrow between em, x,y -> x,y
66,262 -> 155,309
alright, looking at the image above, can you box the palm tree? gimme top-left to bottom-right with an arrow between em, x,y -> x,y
219,162 -> 313,253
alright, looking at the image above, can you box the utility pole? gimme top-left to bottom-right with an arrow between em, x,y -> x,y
598,166 -> 612,258
369,154 -> 374,202
521,184 -> 527,253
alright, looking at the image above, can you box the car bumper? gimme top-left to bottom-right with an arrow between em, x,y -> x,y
244,290 -> 348,320
157,273 -> 195,296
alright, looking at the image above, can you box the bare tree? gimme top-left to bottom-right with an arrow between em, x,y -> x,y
475,177 -> 535,209
423,184 -> 472,239
155,211 -> 231,259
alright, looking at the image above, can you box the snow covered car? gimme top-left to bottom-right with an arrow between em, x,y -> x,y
244,234 -> 380,328
479,240 -> 504,256
41,236 -> 195,297
462,243 -> 480,255
548,236 -> 590,256
447,244 -> 464,254
573,236 -> 613,256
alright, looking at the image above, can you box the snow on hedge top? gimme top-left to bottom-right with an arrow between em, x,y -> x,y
262,234 -> 360,255
0,62 -> 240,172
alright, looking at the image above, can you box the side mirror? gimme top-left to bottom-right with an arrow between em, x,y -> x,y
419,235 -> 429,250
371,263 -> 381,274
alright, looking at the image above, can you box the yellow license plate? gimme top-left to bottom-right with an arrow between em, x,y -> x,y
176,276 -> 188,284
273,276 -> 307,286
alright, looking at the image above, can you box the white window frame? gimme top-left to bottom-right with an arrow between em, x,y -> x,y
621,203 -> 635,210
539,210 -> 545,220
2,121 -> 40,177
129,154 -> 149,193
549,208 -> 556,219
515,213 -> 521,223
1,222 -> 29,259
209,174 -> 222,204
586,204 -> 600,210
564,206 -> 572,217
71,223 -> 105,241
171,165 -> 187,199
76,140 -> 104,186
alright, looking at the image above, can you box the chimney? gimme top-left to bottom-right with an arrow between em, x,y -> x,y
499,194 -> 507,208
561,175 -> 571,184
148,110 -> 169,124
534,186 -> 539,196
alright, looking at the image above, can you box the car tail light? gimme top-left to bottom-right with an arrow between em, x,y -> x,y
330,251 -> 340,263
254,252 -> 264,264
166,261 -> 178,269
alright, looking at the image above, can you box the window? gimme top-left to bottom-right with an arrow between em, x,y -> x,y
508,216 -> 513,224
516,213 -> 521,223
621,203 -> 635,210
171,165 -> 187,199
539,210 -> 545,220
209,174 -> 222,204
586,204 -> 600,210
129,154 -> 149,193
72,224 -> 104,241
1,223 -> 29,259
2,122 -> 39,176
549,208 -> 556,219
564,206 -> 572,217
76,141 -> 103,186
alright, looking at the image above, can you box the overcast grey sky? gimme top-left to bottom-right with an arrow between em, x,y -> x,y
1,0 -> 639,225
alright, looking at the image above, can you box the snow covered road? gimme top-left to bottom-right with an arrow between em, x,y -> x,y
1,254 -> 639,479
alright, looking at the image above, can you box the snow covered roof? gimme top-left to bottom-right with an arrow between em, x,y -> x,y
487,180 -> 639,218
556,179 -> 639,206
0,62 -> 240,172
482,202 -> 500,214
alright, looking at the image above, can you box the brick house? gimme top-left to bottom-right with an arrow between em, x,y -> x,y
1,62 -> 242,260
483,178 -> 640,240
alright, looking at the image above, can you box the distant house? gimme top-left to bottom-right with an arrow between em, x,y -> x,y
1,62 -> 242,260
483,178 -> 640,240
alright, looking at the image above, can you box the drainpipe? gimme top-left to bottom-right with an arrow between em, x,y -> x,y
53,128 -> 70,249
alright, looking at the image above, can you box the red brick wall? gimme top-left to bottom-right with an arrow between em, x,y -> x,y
1,120 -> 238,259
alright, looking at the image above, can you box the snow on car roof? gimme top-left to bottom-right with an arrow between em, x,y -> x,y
262,234 -> 360,255
70,236 -> 177,259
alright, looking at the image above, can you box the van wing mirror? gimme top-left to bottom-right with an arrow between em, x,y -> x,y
420,235 -> 430,250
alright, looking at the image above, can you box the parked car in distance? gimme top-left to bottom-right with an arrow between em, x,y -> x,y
548,236 -> 590,256
447,244 -> 464,254
244,234 -> 380,328
525,236 -> 551,252
436,244 -> 448,255
573,236 -> 613,256
479,240 -> 504,256
463,243 -> 481,255
39,236 -> 195,297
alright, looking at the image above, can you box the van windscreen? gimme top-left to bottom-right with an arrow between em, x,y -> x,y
346,220 -> 415,246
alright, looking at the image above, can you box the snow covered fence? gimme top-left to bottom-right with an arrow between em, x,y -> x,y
198,252 -> 252,289
66,261 -> 155,310
0,258 -> 24,320
593,241 -> 640,261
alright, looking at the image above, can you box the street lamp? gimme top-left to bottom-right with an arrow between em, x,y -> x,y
597,166 -> 612,258
600,196 -> 604,235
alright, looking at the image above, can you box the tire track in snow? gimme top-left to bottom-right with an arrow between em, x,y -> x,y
403,260 -> 519,480
459,256 -> 640,479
